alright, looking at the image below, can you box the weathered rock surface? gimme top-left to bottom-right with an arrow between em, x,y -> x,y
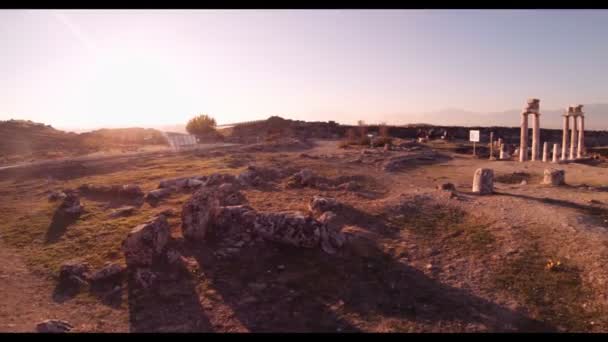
36,319 -> 73,333
122,215 -> 170,267
181,188 -> 220,241
237,165 -> 284,186
253,211 -> 322,248
437,182 -> 456,191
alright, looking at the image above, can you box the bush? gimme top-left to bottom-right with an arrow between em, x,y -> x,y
186,114 -> 217,137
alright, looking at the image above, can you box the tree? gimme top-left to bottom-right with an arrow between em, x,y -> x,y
186,114 -> 217,137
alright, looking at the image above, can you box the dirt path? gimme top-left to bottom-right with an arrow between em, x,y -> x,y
0,240 -> 129,332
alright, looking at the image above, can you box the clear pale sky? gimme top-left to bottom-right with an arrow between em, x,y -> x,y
2,9 -> 608,130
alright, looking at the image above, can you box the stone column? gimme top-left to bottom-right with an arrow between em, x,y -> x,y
577,115 -> 585,158
542,142 -> 548,162
519,112 -> 528,162
472,168 -> 494,195
570,114 -> 578,160
489,131 -> 494,160
531,114 -> 540,161
499,144 -> 505,160
552,143 -> 559,163
561,112 -> 569,160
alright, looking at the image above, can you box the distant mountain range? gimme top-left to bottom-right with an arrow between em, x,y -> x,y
384,103 -> 608,130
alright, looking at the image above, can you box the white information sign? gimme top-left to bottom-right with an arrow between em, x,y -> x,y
469,130 -> 480,142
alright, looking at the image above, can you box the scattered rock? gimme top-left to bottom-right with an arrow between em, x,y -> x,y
309,196 -> 341,216
36,319 -> 73,333
181,187 -> 220,241
109,206 -> 136,218
186,178 -> 205,189
145,188 -> 172,202
122,215 -> 170,267
520,180 -> 528,185
338,181 -> 361,191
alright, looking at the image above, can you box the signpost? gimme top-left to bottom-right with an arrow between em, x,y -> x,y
469,130 -> 480,156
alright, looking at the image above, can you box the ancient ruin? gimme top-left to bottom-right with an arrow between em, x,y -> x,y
519,98 -> 541,162
562,105 -> 586,160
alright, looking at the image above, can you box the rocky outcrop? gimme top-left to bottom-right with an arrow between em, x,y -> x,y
318,211 -> 346,254
181,187 -> 220,241
88,263 -> 125,285
216,183 -> 247,206
122,215 -> 170,267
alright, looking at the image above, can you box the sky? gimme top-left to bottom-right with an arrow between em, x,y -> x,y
2,9 -> 608,130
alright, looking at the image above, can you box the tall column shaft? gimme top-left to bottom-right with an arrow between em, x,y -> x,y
520,113 -> 528,162
561,115 -> 569,160
542,142 -> 548,162
531,114 -> 540,161
570,116 -> 578,160
577,116 -> 585,158
552,143 -> 559,163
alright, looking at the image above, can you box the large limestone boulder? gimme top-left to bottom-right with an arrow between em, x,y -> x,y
122,215 -> 170,267
472,168 -> 494,195
253,211 -> 322,248
181,188 -> 220,241
542,169 -> 565,186
205,173 -> 238,187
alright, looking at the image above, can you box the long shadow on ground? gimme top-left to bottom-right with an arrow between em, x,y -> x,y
185,234 -> 555,332
126,259 -> 213,332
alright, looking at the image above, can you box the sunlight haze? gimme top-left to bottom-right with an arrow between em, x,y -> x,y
2,9 -> 608,130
